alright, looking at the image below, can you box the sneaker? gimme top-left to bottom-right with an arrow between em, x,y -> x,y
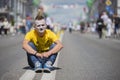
34,61 -> 43,73
43,61 -> 52,73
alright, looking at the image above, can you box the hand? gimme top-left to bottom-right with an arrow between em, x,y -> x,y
43,52 -> 51,58
36,53 -> 43,58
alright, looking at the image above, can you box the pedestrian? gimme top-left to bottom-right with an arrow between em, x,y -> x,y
68,20 -> 73,33
96,14 -> 105,39
101,12 -> 108,37
22,11 -> 63,73
113,14 -> 120,35
0,17 -> 4,36
3,18 -> 10,35
25,16 -> 33,33
46,17 -> 54,31
106,17 -> 113,38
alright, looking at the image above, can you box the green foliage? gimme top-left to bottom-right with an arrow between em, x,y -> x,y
33,0 -> 41,6
86,0 -> 95,8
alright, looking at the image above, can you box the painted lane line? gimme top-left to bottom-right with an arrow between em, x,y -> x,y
19,70 -> 36,80
40,51 -> 60,80
41,32 -> 64,80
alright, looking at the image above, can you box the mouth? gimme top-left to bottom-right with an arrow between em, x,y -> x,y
38,28 -> 45,33
40,28 -> 43,31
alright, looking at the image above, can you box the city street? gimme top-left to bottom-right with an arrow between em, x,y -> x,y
0,0 -> 120,80
0,31 -> 120,80
56,31 -> 120,80
0,34 -> 27,80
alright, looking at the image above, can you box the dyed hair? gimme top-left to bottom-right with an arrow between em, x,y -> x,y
35,11 -> 45,20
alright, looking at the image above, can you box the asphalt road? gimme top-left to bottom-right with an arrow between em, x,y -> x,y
0,34 -> 27,80
0,31 -> 120,80
56,31 -> 120,80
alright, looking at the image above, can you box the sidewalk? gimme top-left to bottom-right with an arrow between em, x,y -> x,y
82,32 -> 120,41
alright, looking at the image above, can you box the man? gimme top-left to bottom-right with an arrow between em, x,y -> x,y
96,14 -> 105,39
101,12 -> 108,37
113,14 -> 120,35
25,15 -> 33,33
22,11 -> 63,73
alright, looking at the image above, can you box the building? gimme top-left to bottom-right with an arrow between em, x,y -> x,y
117,0 -> 120,16
0,0 -> 40,22
87,0 -> 117,21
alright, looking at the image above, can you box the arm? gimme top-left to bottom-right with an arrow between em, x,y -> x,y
22,39 -> 36,55
22,39 -> 43,58
43,40 -> 63,58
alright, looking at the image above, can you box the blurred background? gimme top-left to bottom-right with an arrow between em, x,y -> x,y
0,0 -> 119,36
0,0 -> 119,22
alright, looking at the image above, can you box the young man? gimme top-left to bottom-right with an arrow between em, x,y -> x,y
96,14 -> 104,39
22,12 -> 63,73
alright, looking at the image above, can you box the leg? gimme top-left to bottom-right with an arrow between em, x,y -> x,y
0,28 -> 2,35
0,26 -> 4,36
99,30 -> 102,38
27,42 -> 43,72
46,43 -> 58,65
27,42 -> 42,68
4,29 -> 8,35
43,43 -> 58,72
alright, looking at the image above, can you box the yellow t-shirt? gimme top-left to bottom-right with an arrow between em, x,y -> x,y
24,29 -> 58,52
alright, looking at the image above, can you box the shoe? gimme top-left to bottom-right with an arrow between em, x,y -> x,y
34,61 -> 43,73
43,61 -> 52,73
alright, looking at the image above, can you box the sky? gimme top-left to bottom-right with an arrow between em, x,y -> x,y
41,0 -> 87,24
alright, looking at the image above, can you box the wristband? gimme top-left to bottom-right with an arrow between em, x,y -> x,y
34,51 -> 38,56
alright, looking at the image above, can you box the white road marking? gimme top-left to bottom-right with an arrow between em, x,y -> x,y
19,70 -> 36,80
40,51 -> 60,80
41,32 -> 63,80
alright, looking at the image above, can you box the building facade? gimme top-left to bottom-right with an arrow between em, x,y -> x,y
87,0 -> 117,21
0,0 -> 39,22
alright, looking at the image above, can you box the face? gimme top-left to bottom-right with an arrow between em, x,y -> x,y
35,19 -> 47,33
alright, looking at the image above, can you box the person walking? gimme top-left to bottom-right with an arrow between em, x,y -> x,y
106,17 -> 113,38
22,11 -> 63,73
101,12 -> 108,37
96,15 -> 105,39
3,18 -> 10,35
25,16 -> 33,33
113,14 -> 120,35
0,17 -> 4,36
68,20 -> 73,33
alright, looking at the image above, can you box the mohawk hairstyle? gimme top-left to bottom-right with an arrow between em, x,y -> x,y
35,10 -> 45,20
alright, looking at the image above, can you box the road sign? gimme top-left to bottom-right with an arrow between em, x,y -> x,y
105,0 -> 112,6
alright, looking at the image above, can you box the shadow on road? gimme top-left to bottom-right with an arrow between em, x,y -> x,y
22,66 -> 62,72
23,66 -> 33,70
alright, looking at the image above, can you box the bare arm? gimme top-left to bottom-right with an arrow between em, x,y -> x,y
22,40 -> 37,55
43,40 -> 63,58
22,39 -> 43,58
